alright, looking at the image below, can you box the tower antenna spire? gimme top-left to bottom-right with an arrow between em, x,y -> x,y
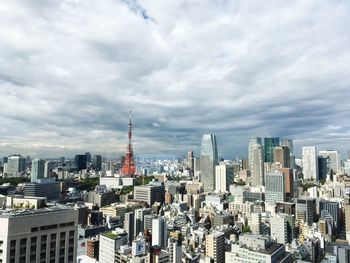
122,108 -> 136,177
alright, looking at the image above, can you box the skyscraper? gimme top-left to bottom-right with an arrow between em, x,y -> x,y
205,230 -> 225,263
248,137 -> 262,171
6,155 -> 25,176
273,146 -> 291,168
251,144 -> 264,187
264,137 -> 280,163
265,172 -> 285,204
92,155 -> 102,171
215,162 -> 233,192
296,198 -> 316,226
281,139 -> 293,154
317,156 -> 328,181
124,211 -> 134,245
31,158 -> 45,183
75,154 -> 87,171
302,147 -> 318,180
200,134 -> 218,192
319,150 -> 341,174
187,150 -> 194,171
134,208 -> 151,238
152,217 -> 167,249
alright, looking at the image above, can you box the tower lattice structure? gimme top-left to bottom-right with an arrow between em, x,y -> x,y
122,109 -> 136,177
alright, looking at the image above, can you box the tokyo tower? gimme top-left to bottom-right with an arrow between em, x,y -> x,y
121,109 -> 136,177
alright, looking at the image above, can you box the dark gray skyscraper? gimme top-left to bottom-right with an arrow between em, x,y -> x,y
200,134 -> 218,192
264,137 -> 280,163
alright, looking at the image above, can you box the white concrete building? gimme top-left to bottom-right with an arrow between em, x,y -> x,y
215,162 -> 233,192
302,147 -> 318,180
0,206 -> 78,263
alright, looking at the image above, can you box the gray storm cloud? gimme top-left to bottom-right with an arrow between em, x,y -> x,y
0,0 -> 350,158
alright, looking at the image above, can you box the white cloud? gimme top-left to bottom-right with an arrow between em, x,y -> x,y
0,0 -> 350,158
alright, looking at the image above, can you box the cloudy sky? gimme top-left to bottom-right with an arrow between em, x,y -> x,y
0,0 -> 350,159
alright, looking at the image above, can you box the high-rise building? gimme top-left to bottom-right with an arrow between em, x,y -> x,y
265,172 -> 285,204
302,147 -> 318,180
281,139 -> 293,154
124,212 -> 134,244
92,155 -> 102,171
99,230 -> 128,263
24,180 -> 61,201
6,155 -> 26,176
270,214 -> 295,244
169,238 -> 182,263
200,134 -> 218,192
277,168 -> 294,200
85,152 -> 91,163
134,208 -> 152,237
296,198 -> 316,226
317,156 -> 328,181
264,137 -> 280,163
0,206 -> 78,263
248,137 -> 262,171
319,200 -> 340,234
44,161 -> 54,178
133,184 -> 165,205
187,150 -> 194,171
31,158 -> 45,183
273,146 -> 291,168
319,150 -> 341,174
251,144 -> 264,187
206,230 -> 225,263
152,217 -> 167,249
75,154 -> 87,171
215,162 -> 233,192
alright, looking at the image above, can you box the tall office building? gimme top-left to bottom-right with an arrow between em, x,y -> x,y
277,168 -> 294,200
99,231 -> 128,263
251,144 -> 264,187
319,150 -> 341,174
133,184 -> 165,205
296,198 -> 316,226
319,200 -> 340,233
281,139 -> 293,154
31,158 -> 45,183
215,162 -> 233,192
134,208 -> 152,237
270,214 -> 295,244
75,154 -> 87,171
273,146 -> 291,168
205,230 -> 225,263
187,150 -> 194,171
302,147 -> 318,180
248,137 -> 262,171
317,156 -> 328,181
0,206 -> 78,263
264,137 -> 280,163
124,212 -> 134,244
265,172 -> 285,204
92,155 -> 102,171
169,238 -> 182,263
152,217 -> 167,249
200,134 -> 218,192
44,161 -> 54,178
6,155 -> 26,176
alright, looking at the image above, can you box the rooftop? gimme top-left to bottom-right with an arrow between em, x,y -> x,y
102,231 -> 119,240
0,205 -> 73,218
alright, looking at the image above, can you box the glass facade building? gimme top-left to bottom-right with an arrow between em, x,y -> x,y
200,134 -> 218,192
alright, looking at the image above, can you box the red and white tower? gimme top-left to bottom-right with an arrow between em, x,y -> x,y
122,109 -> 136,177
